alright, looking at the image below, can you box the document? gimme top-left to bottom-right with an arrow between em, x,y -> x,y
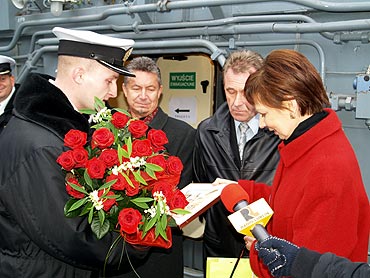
172,182 -> 228,229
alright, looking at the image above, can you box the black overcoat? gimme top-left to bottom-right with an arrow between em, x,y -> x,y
0,74 -> 148,278
193,102 -> 280,266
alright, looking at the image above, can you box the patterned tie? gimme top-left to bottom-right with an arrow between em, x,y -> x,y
238,122 -> 249,160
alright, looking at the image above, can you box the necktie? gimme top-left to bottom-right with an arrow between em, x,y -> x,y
238,122 -> 249,160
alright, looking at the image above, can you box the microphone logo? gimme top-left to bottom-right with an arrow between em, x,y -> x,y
227,198 -> 274,237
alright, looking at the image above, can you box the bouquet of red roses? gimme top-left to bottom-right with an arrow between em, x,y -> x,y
56,98 -> 189,249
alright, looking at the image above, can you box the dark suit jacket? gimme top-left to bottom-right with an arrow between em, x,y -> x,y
193,102 -> 280,265
121,107 -> 196,278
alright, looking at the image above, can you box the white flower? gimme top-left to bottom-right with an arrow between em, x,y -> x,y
89,190 -> 104,210
150,191 -> 171,216
92,107 -> 112,123
144,207 -> 157,218
111,157 -> 147,174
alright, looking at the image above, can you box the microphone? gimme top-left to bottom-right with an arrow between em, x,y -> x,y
220,183 -> 274,242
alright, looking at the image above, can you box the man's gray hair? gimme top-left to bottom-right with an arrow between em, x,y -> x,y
223,49 -> 264,78
124,56 -> 162,85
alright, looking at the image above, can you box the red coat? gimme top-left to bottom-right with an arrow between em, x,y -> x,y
239,109 -> 370,278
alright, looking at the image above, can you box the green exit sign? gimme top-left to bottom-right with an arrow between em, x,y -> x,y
169,72 -> 196,89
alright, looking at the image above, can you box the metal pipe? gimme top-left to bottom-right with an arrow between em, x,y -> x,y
24,14 -> 334,55
16,39 -> 226,83
3,0 -> 370,52
164,0 -> 370,12
31,18 -> 370,49
215,39 -> 326,82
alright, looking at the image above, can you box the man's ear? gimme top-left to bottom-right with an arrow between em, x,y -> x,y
158,84 -> 163,98
71,67 -> 85,85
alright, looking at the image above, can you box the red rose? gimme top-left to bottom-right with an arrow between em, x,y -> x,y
128,120 -> 148,138
166,156 -> 183,175
152,181 -> 174,200
98,189 -> 116,212
125,178 -> 140,197
86,157 -> 106,179
91,128 -> 115,149
72,147 -> 89,168
106,173 -> 126,191
146,154 -> 166,176
64,129 -> 87,149
66,177 -> 85,199
157,173 -> 180,188
168,189 -> 189,210
57,150 -> 75,171
111,112 -> 130,128
147,129 -> 168,152
131,139 -> 152,157
99,148 -> 119,168
118,208 -> 142,234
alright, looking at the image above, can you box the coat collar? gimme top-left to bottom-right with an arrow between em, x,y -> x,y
278,109 -> 342,167
13,73 -> 90,140
148,107 -> 168,129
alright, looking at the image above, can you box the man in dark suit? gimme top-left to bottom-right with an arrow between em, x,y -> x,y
0,55 -> 18,133
121,56 -> 196,278
193,50 -> 281,272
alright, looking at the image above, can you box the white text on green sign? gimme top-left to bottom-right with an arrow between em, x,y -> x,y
170,72 -> 196,89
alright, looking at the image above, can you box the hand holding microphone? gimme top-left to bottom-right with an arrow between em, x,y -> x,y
255,236 -> 299,277
220,183 -> 273,242
220,183 -> 280,254
220,183 -> 282,277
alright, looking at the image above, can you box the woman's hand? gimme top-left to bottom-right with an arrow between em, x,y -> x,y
244,235 -> 255,250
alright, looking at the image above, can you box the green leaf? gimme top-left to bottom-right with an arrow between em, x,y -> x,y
80,202 -> 93,216
91,216 -> 110,239
104,194 -> 121,199
167,216 -> 177,227
99,179 -> 117,191
145,167 -> 157,180
157,225 -> 168,240
117,145 -> 129,164
67,197 -> 88,212
130,199 -> 150,209
64,199 -> 83,217
122,172 -> 134,188
79,108 -> 96,115
171,208 -> 191,215
114,108 -> 131,116
94,97 -> 106,111
98,209 -> 106,226
131,197 -> 153,203
88,207 -> 94,224
145,163 -> 163,172
160,213 -> 168,229
144,216 -> 157,233
84,169 -> 93,189
125,136 -> 132,156
67,181 -> 88,195
133,170 -> 146,185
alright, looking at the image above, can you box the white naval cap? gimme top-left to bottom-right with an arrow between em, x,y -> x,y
0,55 -> 16,75
52,27 -> 135,76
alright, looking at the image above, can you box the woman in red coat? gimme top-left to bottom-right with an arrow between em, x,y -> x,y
240,49 -> 370,278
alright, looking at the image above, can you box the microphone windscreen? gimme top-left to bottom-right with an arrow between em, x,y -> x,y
220,183 -> 250,212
